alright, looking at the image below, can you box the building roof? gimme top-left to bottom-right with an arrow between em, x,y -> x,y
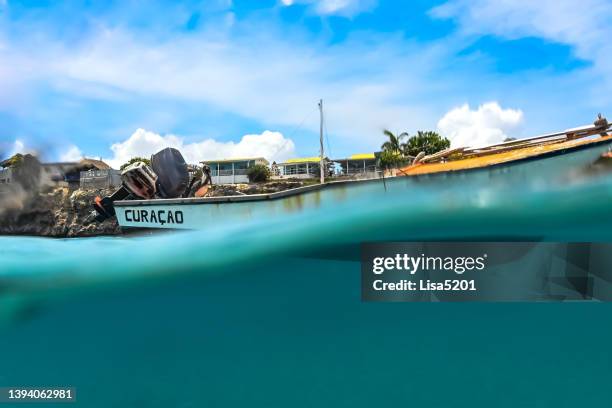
281,157 -> 327,164
348,153 -> 376,160
42,158 -> 112,172
331,153 -> 377,162
200,157 -> 269,165
79,158 -> 111,170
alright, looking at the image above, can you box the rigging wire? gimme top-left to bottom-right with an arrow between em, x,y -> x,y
268,107 -> 318,162
287,107 -> 318,141
324,116 -> 333,160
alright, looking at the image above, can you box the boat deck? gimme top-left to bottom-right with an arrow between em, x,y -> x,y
400,134 -> 612,176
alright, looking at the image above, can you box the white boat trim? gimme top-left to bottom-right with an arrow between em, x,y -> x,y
114,183 -> 324,207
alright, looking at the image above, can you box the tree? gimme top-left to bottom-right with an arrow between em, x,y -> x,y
402,131 -> 450,157
120,157 -> 151,171
247,164 -> 270,183
381,129 -> 409,153
377,150 -> 406,170
1,153 -> 24,168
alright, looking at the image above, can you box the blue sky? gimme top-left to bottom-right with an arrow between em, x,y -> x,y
0,0 -> 611,167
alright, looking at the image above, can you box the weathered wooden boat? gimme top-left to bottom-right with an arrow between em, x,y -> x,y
114,183 -> 328,230
399,116 -> 612,177
112,116 -> 612,231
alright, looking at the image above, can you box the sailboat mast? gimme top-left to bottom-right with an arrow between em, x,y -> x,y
319,99 -> 325,184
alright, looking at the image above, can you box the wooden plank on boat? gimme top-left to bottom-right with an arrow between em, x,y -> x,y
462,137 -> 566,158
398,133 -> 612,176
419,147 -> 466,163
464,122 -> 610,154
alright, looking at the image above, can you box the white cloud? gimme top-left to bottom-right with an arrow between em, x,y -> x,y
430,0 -> 612,89
437,102 -> 523,148
104,129 -> 296,169
23,26 -> 440,151
7,139 -> 38,157
2,1 -> 609,158
0,18 -> 451,156
59,145 -> 83,162
11,140 -> 25,156
1,139 -> 38,161
280,0 -> 377,17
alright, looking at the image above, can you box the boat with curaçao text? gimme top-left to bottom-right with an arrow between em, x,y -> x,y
90,114 -> 612,231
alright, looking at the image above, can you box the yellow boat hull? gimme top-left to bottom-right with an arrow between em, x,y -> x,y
399,135 -> 612,176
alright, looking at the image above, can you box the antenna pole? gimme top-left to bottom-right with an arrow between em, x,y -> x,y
319,99 -> 325,184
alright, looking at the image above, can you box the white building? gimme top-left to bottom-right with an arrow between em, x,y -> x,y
202,157 -> 270,184
333,153 -> 379,178
80,169 -> 122,189
277,157 -> 330,179
0,167 -> 13,185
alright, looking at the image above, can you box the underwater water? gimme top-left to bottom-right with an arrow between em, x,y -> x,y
2,156 -> 612,407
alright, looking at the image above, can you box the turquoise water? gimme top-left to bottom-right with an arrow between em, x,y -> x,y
2,156 -> 612,407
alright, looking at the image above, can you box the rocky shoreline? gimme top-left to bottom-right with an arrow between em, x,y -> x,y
0,181 -> 305,237
0,187 -> 122,237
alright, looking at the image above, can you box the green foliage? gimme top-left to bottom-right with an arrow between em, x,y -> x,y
1,153 -> 24,168
379,129 -> 451,169
379,130 -> 410,170
381,129 -> 409,154
377,150 -> 406,170
247,164 -> 270,183
120,157 -> 151,171
402,131 -> 450,157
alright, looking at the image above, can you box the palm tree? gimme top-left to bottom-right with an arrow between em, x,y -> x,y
381,129 -> 409,154
402,130 -> 450,157
379,129 -> 410,170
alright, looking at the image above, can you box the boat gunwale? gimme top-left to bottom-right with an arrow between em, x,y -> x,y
114,135 -> 612,207
400,134 -> 612,178
114,177 -> 383,207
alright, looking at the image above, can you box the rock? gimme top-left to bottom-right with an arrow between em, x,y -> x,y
0,187 -> 121,237
204,185 -> 244,197
0,181 -> 306,237
204,181 -> 304,197
244,181 -> 303,194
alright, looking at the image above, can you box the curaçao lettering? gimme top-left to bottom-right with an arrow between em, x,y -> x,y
124,209 -> 184,225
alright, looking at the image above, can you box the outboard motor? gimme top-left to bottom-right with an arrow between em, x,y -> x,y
90,148 -> 192,223
151,147 -> 190,199
91,160 -> 157,222
91,187 -> 130,221
121,161 -> 158,199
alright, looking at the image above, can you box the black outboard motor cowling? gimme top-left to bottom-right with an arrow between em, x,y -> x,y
150,147 -> 190,198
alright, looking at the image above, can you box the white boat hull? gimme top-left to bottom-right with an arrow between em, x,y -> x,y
115,139 -> 612,230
